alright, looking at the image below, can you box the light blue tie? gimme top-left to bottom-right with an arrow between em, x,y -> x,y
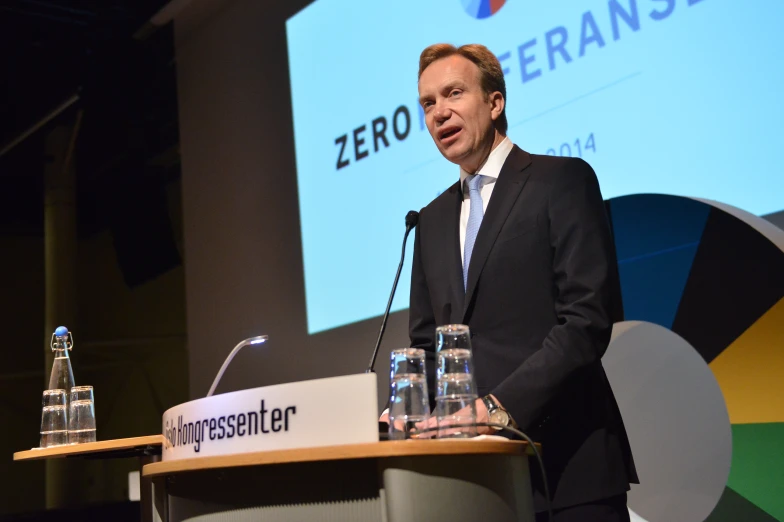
463,174 -> 484,291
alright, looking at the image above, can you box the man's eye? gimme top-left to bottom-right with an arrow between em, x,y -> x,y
450,90 -> 461,97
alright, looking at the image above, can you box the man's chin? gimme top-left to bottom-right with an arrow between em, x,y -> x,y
439,145 -> 468,166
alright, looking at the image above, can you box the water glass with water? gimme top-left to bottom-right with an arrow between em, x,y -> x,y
68,386 -> 96,443
388,348 -> 430,440
435,324 -> 478,438
40,389 -> 68,447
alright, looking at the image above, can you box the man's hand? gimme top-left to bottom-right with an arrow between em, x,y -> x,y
475,395 -> 492,432
417,397 -> 495,436
381,410 -> 429,438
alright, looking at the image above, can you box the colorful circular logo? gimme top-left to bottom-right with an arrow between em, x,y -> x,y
462,0 -> 506,19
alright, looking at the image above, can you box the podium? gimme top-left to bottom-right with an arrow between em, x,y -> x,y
147,373 -> 536,521
143,439 -> 535,522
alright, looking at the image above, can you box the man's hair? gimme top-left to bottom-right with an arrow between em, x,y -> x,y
418,43 -> 507,135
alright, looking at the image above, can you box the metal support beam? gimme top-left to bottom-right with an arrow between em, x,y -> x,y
0,93 -> 79,159
43,114 -> 80,509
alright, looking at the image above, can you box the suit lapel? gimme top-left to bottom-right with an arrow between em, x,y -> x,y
445,182 -> 465,320
462,146 -> 533,320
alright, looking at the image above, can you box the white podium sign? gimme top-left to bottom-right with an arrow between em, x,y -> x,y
161,373 -> 379,462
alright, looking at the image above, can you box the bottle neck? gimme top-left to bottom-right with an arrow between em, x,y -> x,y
53,347 -> 71,359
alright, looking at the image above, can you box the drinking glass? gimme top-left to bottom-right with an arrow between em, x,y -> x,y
42,389 -> 66,408
388,348 -> 430,440
70,385 -> 94,403
40,390 -> 68,448
68,391 -> 96,444
435,324 -> 478,438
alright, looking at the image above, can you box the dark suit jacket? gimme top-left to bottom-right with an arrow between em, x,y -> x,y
409,145 -> 638,510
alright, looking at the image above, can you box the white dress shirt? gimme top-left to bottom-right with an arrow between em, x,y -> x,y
459,137 -> 515,264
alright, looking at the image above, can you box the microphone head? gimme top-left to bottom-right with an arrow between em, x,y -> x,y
405,210 -> 419,229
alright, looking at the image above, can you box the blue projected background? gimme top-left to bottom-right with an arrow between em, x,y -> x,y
286,0 -> 784,334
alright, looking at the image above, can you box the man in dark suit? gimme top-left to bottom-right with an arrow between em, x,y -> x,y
409,43 -> 638,521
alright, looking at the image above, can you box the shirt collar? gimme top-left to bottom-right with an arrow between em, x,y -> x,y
459,137 -> 514,193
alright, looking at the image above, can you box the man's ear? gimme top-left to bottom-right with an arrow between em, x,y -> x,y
489,91 -> 505,122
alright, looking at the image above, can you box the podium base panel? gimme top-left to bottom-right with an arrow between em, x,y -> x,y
169,498 -> 381,522
382,454 -> 533,522
155,453 -> 532,522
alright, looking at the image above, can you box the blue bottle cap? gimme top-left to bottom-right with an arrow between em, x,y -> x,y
54,326 -> 69,337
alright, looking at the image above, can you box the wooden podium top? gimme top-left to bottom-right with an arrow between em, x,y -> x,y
13,435 -> 164,461
143,439 -> 531,478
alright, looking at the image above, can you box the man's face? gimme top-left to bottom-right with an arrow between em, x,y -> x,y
418,55 -> 503,172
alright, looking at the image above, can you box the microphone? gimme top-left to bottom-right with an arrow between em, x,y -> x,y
366,210 -> 419,374
206,335 -> 268,397
404,210 -> 419,229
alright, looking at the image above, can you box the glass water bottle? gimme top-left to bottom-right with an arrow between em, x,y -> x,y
48,326 -> 75,398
